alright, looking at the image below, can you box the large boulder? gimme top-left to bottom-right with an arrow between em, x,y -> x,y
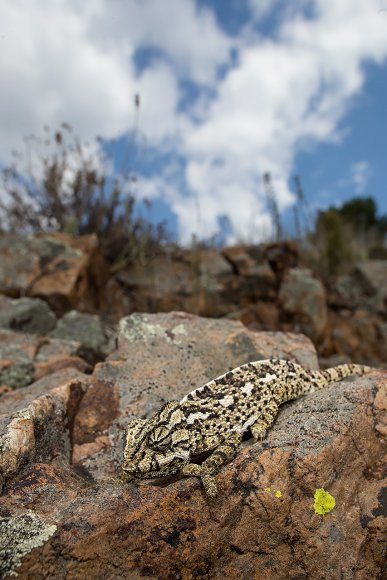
0,296 -> 116,392
331,260 -> 387,314
279,268 -> 328,342
50,310 -> 115,364
0,233 -> 109,314
0,296 -> 57,336
0,329 -> 91,392
264,240 -> 299,276
0,312 -> 385,578
117,248 -> 235,317
354,260 -> 387,299
0,294 -> 114,392
222,246 -> 259,276
325,309 -> 387,366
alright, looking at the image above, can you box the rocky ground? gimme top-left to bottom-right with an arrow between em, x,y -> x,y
0,312 -> 385,578
1,232 -> 386,381
0,233 -> 386,578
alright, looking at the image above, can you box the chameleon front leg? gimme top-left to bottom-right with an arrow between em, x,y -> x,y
181,432 -> 242,499
250,400 -> 279,441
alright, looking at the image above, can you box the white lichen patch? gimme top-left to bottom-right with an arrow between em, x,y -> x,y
119,315 -> 166,342
120,315 -> 188,345
0,414 -> 35,479
171,324 -> 187,336
0,510 -> 57,577
14,408 -> 33,420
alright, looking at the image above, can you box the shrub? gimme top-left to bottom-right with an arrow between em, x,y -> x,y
306,196 -> 387,278
0,123 -> 168,268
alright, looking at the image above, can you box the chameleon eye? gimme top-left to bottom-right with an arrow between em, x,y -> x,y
149,439 -> 172,452
152,442 -> 170,453
148,426 -> 172,448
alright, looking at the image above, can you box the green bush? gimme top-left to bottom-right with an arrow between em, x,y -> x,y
306,196 -> 387,277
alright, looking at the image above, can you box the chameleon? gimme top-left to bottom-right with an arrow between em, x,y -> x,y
122,359 -> 371,498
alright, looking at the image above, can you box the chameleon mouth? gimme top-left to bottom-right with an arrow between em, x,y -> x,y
123,460 -> 163,478
123,461 -> 184,480
122,462 -> 138,475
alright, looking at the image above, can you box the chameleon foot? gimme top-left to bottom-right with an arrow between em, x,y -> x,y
181,464 -> 218,499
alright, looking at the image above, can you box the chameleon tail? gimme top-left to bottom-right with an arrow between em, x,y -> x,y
311,363 -> 372,388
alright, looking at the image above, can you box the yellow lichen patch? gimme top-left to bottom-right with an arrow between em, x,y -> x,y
262,487 -> 282,499
314,488 -> 336,515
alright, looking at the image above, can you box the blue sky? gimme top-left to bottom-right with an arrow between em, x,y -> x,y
1,0 -> 387,244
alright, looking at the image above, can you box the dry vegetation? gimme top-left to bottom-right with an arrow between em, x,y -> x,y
0,123 -> 168,270
1,124 -> 386,279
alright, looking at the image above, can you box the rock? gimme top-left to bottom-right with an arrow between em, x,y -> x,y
0,376 -> 88,491
50,310 -> 115,364
226,301 -> 280,331
0,233 -> 110,314
222,246 -> 258,275
354,260 -> 387,298
331,260 -> 387,313
187,248 -> 235,316
376,320 -> 387,363
0,367 -> 92,417
0,356 -> 34,391
353,260 -> 387,312
331,273 -> 365,309
240,263 -> 277,300
264,240 -> 299,276
0,510 -> 57,577
117,249 -> 236,318
0,330 -> 91,392
0,235 -> 39,297
116,254 -> 196,312
0,385 -> 12,396
318,353 -> 352,368
222,242 -> 297,279
324,310 -> 387,366
0,312 -> 385,578
253,300 -> 280,329
116,250 -> 194,295
197,248 -> 233,279
0,331 -> 36,390
279,268 -> 328,342
99,276 -> 132,323
0,296 -> 57,335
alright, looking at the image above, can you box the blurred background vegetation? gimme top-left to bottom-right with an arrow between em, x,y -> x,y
1,124 -> 386,280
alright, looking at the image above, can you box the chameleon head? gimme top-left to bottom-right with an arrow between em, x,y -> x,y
122,400 -> 191,479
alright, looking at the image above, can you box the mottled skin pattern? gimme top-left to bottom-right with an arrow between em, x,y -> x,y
122,359 -> 371,498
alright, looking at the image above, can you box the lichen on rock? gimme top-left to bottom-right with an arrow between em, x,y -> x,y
0,510 -> 57,577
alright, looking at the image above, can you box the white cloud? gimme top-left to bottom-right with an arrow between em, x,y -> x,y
0,2 -> 134,149
171,0 -> 387,242
134,63 -> 179,142
88,0 -> 232,85
334,160 -> 372,196
1,0 -> 387,243
350,161 -> 372,194
248,0 -> 285,20
0,0 -> 231,159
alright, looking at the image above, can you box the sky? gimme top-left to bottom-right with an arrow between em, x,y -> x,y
0,0 -> 387,244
